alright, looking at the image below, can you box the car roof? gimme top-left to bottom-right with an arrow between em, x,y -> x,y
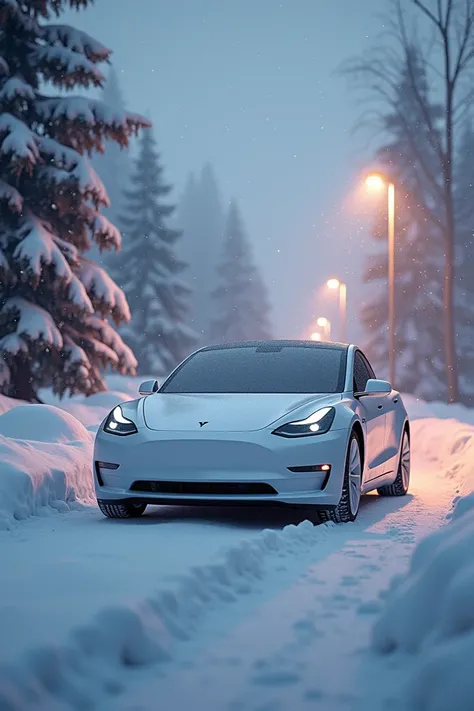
200,340 -> 351,352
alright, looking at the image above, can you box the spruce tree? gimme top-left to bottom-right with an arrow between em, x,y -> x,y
210,202 -> 272,343
0,0 -> 148,401
177,164 -> 224,344
112,128 -> 196,375
361,48 -> 445,399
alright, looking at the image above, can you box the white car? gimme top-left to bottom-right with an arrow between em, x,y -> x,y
94,341 -> 410,523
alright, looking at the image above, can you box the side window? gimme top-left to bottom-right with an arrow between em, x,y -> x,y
353,352 -> 371,393
360,352 -> 376,380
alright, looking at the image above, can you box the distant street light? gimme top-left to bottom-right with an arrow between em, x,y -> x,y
316,317 -> 331,341
311,332 -> 322,341
326,279 -> 347,342
365,174 -> 396,385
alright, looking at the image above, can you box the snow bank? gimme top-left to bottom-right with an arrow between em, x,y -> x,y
0,393 -> 24,415
39,375 -> 153,427
0,519 -> 334,710
404,393 -> 474,425
0,404 -> 94,529
411,418 -> 474,499
373,420 -> 474,711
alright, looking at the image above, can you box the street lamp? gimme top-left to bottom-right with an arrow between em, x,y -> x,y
310,332 -> 321,341
316,317 -> 331,341
365,174 -> 396,386
326,279 -> 347,342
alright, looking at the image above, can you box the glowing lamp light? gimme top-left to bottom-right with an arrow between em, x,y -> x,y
327,278 -> 340,290
366,174 -> 385,190
310,332 -> 321,341
321,464 -> 331,471
316,317 -> 328,328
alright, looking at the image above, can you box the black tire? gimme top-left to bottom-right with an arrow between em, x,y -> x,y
319,431 -> 362,524
98,500 -> 147,519
378,429 -> 410,497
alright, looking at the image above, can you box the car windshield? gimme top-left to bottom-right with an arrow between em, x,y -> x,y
160,345 -> 347,394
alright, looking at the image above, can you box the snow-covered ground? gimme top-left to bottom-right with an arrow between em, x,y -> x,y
1,383 -> 473,711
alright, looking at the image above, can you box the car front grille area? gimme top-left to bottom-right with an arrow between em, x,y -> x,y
129,481 -> 278,496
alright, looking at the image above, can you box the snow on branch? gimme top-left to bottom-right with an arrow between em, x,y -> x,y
37,135 -> 82,170
1,297 -> 63,351
41,25 -> 110,63
36,96 -> 150,151
0,113 -> 39,171
79,260 -> 131,322
13,217 -> 73,282
38,159 -> 108,207
63,334 -> 91,371
0,77 -> 35,102
0,180 -> 23,212
31,44 -> 105,89
89,213 -> 121,250
85,315 -> 137,373
37,136 -> 108,206
66,273 -> 94,313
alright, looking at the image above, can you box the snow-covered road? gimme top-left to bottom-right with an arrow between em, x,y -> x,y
103,442 -> 456,711
1,414 -> 465,711
1,503 -> 306,664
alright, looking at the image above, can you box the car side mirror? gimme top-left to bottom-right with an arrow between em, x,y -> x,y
355,379 -> 392,398
139,379 -> 159,395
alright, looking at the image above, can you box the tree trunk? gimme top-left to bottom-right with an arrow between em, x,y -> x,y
442,49 -> 459,403
443,206 -> 459,403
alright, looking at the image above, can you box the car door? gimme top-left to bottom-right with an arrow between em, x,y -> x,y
353,351 -> 387,481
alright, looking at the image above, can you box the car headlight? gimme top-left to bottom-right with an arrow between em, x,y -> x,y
104,406 -> 138,436
272,407 -> 335,438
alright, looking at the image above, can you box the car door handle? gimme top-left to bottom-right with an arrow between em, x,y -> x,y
377,404 -> 383,410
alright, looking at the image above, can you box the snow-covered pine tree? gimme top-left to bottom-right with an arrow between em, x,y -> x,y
111,128 -> 196,375
177,164 -> 224,344
210,202 -> 272,343
454,120 -> 474,404
0,0 -> 149,401
361,47 -> 445,399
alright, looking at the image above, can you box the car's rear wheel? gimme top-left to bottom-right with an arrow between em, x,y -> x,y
377,429 -> 410,497
98,501 -> 147,519
320,431 -> 362,524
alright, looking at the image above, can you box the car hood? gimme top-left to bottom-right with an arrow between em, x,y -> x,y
143,392 -> 341,432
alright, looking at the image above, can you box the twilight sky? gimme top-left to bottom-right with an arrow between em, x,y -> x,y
64,0 -> 384,342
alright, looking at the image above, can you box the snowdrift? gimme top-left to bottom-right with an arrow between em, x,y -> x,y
373,420 -> 474,711
0,404 -> 94,529
39,374 -> 148,427
0,519 -> 334,711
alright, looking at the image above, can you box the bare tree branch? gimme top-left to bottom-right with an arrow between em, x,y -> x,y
413,0 -> 444,29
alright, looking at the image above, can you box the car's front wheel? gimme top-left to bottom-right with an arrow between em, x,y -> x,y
320,430 -> 362,524
98,501 -> 147,519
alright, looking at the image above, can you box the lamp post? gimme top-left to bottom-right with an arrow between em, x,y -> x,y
365,174 -> 396,386
327,279 -> 347,342
316,317 -> 331,341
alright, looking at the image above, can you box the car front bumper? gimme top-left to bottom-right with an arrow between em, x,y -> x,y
93,425 -> 350,508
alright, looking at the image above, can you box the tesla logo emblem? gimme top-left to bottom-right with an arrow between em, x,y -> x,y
199,421 -> 208,427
